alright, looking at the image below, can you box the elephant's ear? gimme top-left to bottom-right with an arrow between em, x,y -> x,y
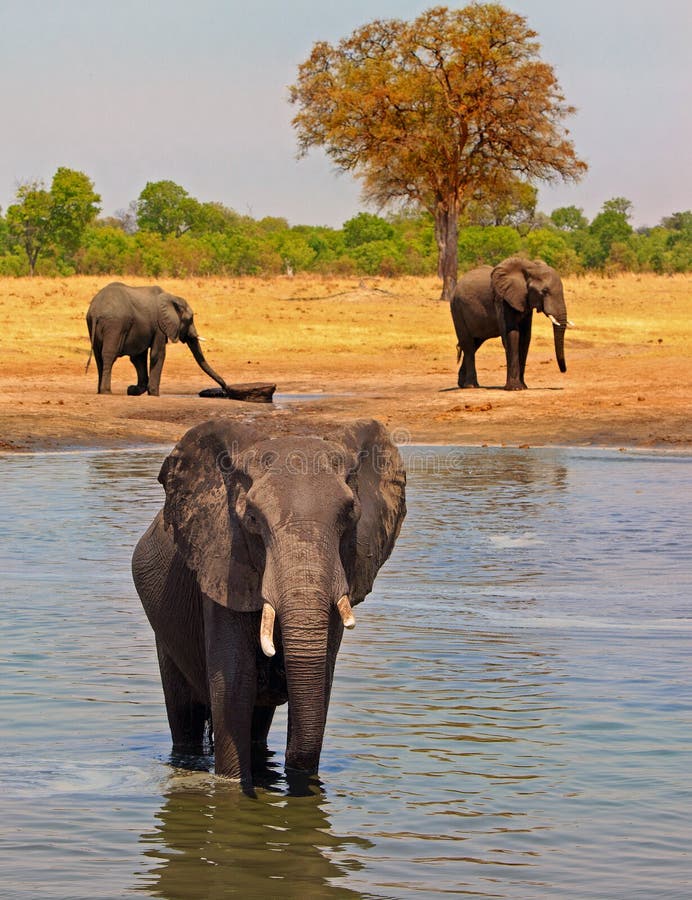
332,419 -> 406,605
157,294 -> 184,342
491,257 -> 528,313
158,419 -> 263,611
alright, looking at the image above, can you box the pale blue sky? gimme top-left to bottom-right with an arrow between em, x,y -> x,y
1,0 -> 690,228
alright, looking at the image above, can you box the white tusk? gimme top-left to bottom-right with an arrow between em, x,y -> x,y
336,595 -> 356,629
197,335 -> 207,342
566,320 -> 575,328
547,314 -> 562,327
260,603 -> 276,657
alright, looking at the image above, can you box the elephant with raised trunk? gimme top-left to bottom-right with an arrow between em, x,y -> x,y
86,282 -> 230,396
132,418 -> 406,789
451,257 -> 572,391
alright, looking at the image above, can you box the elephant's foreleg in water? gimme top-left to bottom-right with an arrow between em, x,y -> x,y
203,597 -> 258,786
251,706 -> 276,748
156,638 -> 208,753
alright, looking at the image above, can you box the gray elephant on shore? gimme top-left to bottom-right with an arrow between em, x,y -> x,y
132,418 -> 406,790
86,282 -> 230,396
451,257 -> 572,390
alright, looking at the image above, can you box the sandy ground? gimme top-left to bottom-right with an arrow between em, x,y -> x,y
0,273 -> 690,453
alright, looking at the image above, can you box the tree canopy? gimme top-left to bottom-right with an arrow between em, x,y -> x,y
550,205 -> 589,232
290,2 -> 586,299
0,169 -> 689,278
136,180 -> 195,237
6,168 -> 100,275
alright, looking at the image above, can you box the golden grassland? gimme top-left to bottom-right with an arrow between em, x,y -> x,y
0,273 -> 690,451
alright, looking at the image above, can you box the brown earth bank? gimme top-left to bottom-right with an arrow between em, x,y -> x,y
0,273 -> 690,454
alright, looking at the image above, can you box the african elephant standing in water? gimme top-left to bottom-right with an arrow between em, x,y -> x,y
86,282 -> 230,396
132,418 -> 406,790
451,257 -> 572,391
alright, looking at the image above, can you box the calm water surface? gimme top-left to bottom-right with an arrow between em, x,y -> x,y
1,446 -> 690,899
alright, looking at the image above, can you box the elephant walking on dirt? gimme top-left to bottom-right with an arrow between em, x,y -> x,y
451,256 -> 572,391
132,418 -> 406,790
86,282 -> 230,396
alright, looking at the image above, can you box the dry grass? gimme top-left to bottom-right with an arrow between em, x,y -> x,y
1,272 -> 688,376
0,275 -> 447,380
0,272 -> 690,450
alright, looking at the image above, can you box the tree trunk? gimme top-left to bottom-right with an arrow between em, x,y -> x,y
434,200 -> 459,303
28,246 -> 38,277
199,383 -> 276,403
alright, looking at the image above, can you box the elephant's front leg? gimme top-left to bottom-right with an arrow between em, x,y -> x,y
518,313 -> 533,389
203,598 -> 258,786
251,705 -> 276,748
127,351 -> 149,396
503,328 -> 526,390
147,333 -> 167,396
156,638 -> 209,753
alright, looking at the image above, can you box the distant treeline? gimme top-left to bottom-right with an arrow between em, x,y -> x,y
1,173 -> 690,278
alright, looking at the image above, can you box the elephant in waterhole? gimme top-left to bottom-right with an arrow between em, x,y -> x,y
132,417 -> 406,790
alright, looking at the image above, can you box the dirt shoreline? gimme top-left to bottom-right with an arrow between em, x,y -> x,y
1,274 -> 690,454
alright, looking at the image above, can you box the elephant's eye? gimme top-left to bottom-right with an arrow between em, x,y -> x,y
243,505 -> 262,533
339,496 -> 359,526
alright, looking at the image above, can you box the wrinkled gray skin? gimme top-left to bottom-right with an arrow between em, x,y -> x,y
451,257 -> 568,391
86,282 -> 230,396
132,418 -> 406,790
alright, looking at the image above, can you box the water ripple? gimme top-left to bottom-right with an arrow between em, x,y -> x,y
0,447 -> 690,898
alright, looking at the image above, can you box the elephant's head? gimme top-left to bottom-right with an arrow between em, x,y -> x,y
158,418 -> 406,774
157,292 -> 230,392
491,257 -> 570,373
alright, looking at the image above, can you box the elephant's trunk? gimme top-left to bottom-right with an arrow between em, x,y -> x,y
552,322 -> 567,373
544,293 -> 568,374
278,597 -> 342,774
261,535 -> 348,773
184,334 -> 230,392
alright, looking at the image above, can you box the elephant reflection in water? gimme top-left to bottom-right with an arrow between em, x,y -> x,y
138,780 -> 369,898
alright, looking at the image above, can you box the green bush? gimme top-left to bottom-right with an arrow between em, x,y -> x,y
524,228 -> 580,273
0,250 -> 29,276
1,173 -> 690,277
270,231 -> 318,273
458,225 -> 522,268
349,239 -> 405,275
343,212 -> 394,247
76,225 -> 132,274
605,241 -> 639,275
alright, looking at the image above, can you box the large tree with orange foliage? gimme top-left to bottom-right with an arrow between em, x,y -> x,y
290,3 -> 586,300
